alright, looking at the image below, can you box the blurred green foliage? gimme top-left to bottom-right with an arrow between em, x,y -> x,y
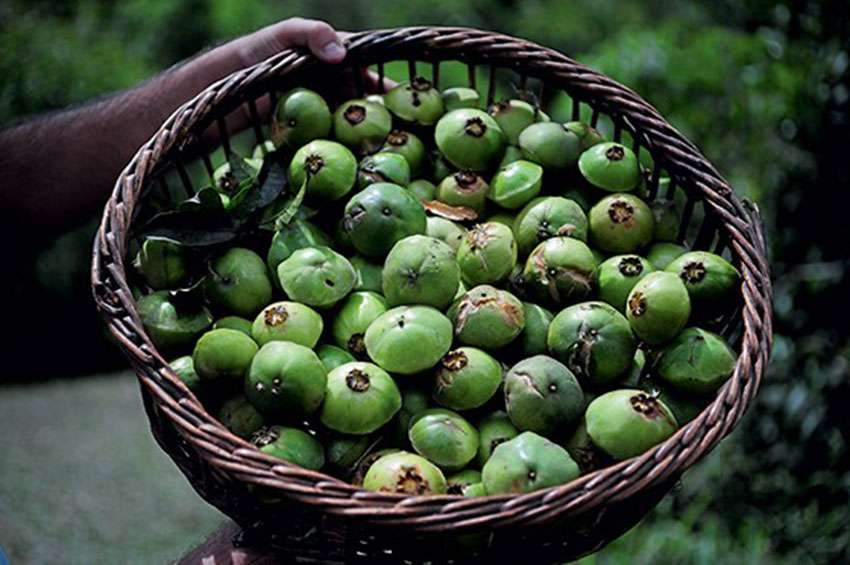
1,0 -> 848,562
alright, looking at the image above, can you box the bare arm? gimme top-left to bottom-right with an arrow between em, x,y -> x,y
0,18 -> 347,237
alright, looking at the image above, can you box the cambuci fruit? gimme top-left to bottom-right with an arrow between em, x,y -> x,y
482,431 -> 579,494
585,390 -> 678,460
435,109 -> 506,171
504,355 -> 585,435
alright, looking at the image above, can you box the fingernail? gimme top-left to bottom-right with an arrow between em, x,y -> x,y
321,40 -> 345,60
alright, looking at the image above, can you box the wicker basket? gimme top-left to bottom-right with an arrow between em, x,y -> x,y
91,27 -> 773,563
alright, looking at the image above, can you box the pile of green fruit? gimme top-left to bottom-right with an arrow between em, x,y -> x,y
133,79 -> 740,497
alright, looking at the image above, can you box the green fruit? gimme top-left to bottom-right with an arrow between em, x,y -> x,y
626,272 -> 691,345
326,434 -> 374,472
456,223 -> 518,286
523,237 -> 598,304
646,242 -> 687,270
488,100 -> 538,145
253,426 -> 325,471
332,99 -> 393,155
382,235 -> 460,309
252,140 -> 275,160
617,348 -> 647,389
384,78 -> 445,125
320,362 -> 402,434
433,347 -> 502,411
487,213 -> 515,227
596,255 -> 655,313
408,179 -> 436,201
316,344 -> 357,373
562,186 -> 597,213
270,88 -> 332,148
389,387 -> 433,447
589,193 -> 655,253
363,451 -> 447,494
639,376 -> 707,425
482,432 -> 580,494
564,121 -> 605,150
446,470 -> 484,496
352,447 -> 402,486
547,301 -> 637,384
364,306 -> 453,374
213,316 -> 253,337
441,87 -> 481,112
449,285 -> 526,349
212,158 -> 260,194
585,390 -> 678,460
134,237 -> 189,290
656,328 -> 736,395
218,396 -> 265,439
504,355 -> 585,435
665,251 -> 740,307
651,200 -> 680,242
193,328 -> 258,381
245,341 -> 327,418
277,246 -> 356,308
349,255 -> 383,293
251,301 -> 323,347
288,140 -> 357,201
488,160 -> 544,210
365,93 -> 385,105
498,145 -> 524,168
342,183 -> 427,258
429,150 -> 456,184
578,142 -> 641,192
409,409 -> 479,471
204,248 -> 273,318
436,171 -> 489,214
564,418 -> 610,473
266,219 -> 333,275
425,216 -> 465,252
170,355 -> 203,396
381,130 -> 428,176
514,196 -> 589,256
137,291 -> 212,350
518,122 -> 581,170
357,152 -> 412,190
434,109 -> 506,171
476,411 -> 519,468
516,302 -> 554,357
331,291 -> 389,356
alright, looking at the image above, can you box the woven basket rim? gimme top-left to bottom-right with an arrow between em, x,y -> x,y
91,26 -> 773,534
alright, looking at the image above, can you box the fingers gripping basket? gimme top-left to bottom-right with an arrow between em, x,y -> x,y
92,27 -> 773,563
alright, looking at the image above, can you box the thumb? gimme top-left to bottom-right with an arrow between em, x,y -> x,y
260,18 -> 346,64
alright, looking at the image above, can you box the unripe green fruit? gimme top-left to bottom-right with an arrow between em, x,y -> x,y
562,186 -> 597,213
245,341 -> 327,418
425,216 -> 465,252
326,434 -> 374,472
435,109 -> 506,171
253,426 -> 325,471
585,390 -> 678,460
523,237 -> 598,304
364,306 -> 453,374
665,251 -> 740,307
342,182 -> 427,258
204,248 -> 273,318
564,121 -> 606,150
270,88 -> 332,148
170,355 -> 204,397
316,344 -> 357,373
646,242 -> 687,270
436,171 -> 489,214
487,213 -> 515,227
134,237 -> 189,290
433,347 -> 502,411
651,201 -> 680,242
137,291 -> 212,350
212,158 -> 260,194
350,255 -> 383,293
498,145 -> 524,168
251,301 -> 323,347
363,451 -> 447,494
516,302 -> 554,357
429,150 -> 456,184
456,223 -> 517,286
409,409 -> 479,471
408,179 -> 436,201
382,235 -> 460,309
564,418 -> 611,473
352,448 -> 402,486
482,431 -> 580,494
357,152 -> 411,190
656,328 -> 736,395
488,100 -> 538,145
266,219 -> 333,275
288,140 -> 357,201
333,99 -> 393,155
252,140 -> 275,160
446,470 -> 484,496
626,272 -> 691,345
475,411 -> 519,468
331,291 -> 389,356
277,246 -> 356,308
488,160 -> 543,210
218,396 -> 265,439
518,122 -> 581,170
389,387 -> 433,447
589,193 -> 655,253
213,316 -> 253,337
441,87 -> 481,112
547,301 -> 637,385
578,142 -> 641,192
448,285 -> 526,349
639,375 -> 707,425
504,355 -> 585,435
596,255 -> 655,313
193,328 -> 258,381
320,362 -> 402,434
514,196 -> 589,256
384,78 -> 445,125
381,130 -> 428,176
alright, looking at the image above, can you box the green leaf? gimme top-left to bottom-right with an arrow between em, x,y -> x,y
178,186 -> 226,215
229,156 -> 289,220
